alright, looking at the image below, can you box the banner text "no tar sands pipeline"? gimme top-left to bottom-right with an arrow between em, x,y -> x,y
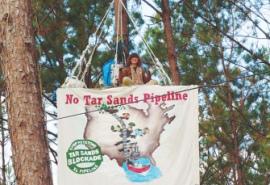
65,91 -> 189,105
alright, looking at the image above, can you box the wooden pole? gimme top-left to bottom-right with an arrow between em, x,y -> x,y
114,0 -> 129,61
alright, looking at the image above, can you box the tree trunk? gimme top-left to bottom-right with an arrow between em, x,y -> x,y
0,92 -> 6,185
0,0 -> 53,185
221,50 -> 244,185
114,0 -> 129,62
228,87 -> 244,185
161,0 -> 180,85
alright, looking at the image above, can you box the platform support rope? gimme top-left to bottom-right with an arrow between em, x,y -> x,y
62,0 -> 172,88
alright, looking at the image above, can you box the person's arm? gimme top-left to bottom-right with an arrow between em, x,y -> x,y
143,69 -> 151,84
119,67 -> 130,85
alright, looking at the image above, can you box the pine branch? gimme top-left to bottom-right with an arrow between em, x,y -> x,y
43,93 -> 57,108
142,0 -> 162,15
49,145 -> 58,164
228,0 -> 270,39
184,1 -> 270,67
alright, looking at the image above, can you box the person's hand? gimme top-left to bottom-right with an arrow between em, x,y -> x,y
122,77 -> 133,86
121,68 -> 129,74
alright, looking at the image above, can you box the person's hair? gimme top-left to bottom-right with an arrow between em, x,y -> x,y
127,53 -> 141,66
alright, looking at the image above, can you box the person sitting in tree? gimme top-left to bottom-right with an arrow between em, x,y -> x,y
119,53 -> 152,86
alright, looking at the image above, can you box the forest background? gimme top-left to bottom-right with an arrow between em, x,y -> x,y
0,0 -> 269,185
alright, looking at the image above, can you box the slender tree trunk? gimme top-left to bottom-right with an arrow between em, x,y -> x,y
228,87 -> 244,185
114,0 -> 129,61
161,0 -> 180,85
221,49 -> 244,185
0,0 -> 53,185
0,92 -> 6,185
1,126 -> 6,185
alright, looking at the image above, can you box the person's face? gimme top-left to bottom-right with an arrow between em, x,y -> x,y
130,57 -> 139,65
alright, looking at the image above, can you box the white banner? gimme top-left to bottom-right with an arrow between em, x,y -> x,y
57,86 -> 199,185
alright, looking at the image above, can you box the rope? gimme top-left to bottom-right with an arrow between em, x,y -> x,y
119,0 -> 172,85
67,0 -> 171,87
79,41 -> 100,82
70,0 -> 114,79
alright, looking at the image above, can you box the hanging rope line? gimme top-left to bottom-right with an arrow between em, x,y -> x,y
69,0 -> 114,80
50,70 -> 270,122
79,40 -> 100,82
63,0 -> 173,87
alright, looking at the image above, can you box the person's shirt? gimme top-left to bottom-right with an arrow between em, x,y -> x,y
119,66 -> 151,85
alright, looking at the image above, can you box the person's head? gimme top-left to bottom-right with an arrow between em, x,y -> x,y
127,53 -> 141,67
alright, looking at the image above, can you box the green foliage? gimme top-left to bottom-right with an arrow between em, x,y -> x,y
30,0 -> 270,184
143,0 -> 270,184
33,0 -> 113,91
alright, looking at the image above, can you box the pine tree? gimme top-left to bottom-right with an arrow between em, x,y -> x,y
0,0 -> 53,184
143,0 -> 269,184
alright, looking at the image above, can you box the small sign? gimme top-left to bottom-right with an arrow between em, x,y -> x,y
66,139 -> 103,174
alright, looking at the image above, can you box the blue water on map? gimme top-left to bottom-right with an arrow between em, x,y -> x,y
122,157 -> 161,182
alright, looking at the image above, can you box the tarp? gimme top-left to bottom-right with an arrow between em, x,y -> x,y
57,85 -> 199,185
102,59 -> 114,87
102,59 -> 150,87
